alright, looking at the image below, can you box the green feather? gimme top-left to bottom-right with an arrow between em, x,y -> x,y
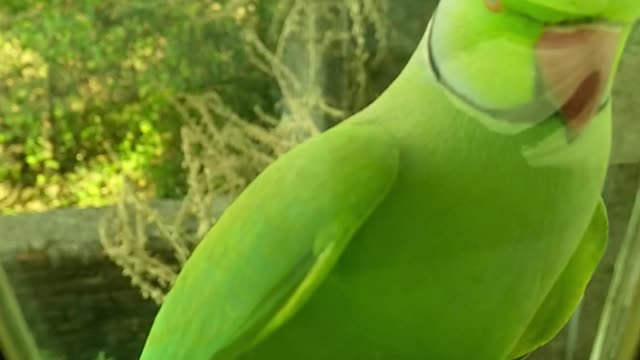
140,121 -> 400,360
509,199 -> 609,358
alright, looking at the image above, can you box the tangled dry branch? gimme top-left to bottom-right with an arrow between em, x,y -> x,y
99,0 -> 389,304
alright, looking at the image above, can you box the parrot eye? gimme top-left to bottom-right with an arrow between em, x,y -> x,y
484,0 -> 503,12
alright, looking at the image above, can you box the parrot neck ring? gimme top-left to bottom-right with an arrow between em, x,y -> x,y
424,4 -> 624,138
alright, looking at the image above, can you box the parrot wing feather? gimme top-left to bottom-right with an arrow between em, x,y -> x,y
509,198 -> 608,359
140,120 -> 400,360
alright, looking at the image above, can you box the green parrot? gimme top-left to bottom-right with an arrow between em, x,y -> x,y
140,0 -> 640,359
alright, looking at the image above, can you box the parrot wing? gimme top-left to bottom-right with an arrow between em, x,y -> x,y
509,198 -> 609,359
140,120 -> 400,360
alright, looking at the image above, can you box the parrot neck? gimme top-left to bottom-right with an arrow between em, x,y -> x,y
354,5 -> 614,170
405,1 -> 629,142
422,18 -> 569,129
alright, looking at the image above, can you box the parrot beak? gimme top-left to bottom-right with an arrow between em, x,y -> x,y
535,23 -> 624,135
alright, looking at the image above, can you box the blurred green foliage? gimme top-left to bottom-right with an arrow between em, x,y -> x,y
0,0 -> 429,213
0,0 -> 283,212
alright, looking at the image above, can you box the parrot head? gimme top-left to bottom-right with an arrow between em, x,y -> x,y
496,0 -> 640,24
425,0 -> 639,143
